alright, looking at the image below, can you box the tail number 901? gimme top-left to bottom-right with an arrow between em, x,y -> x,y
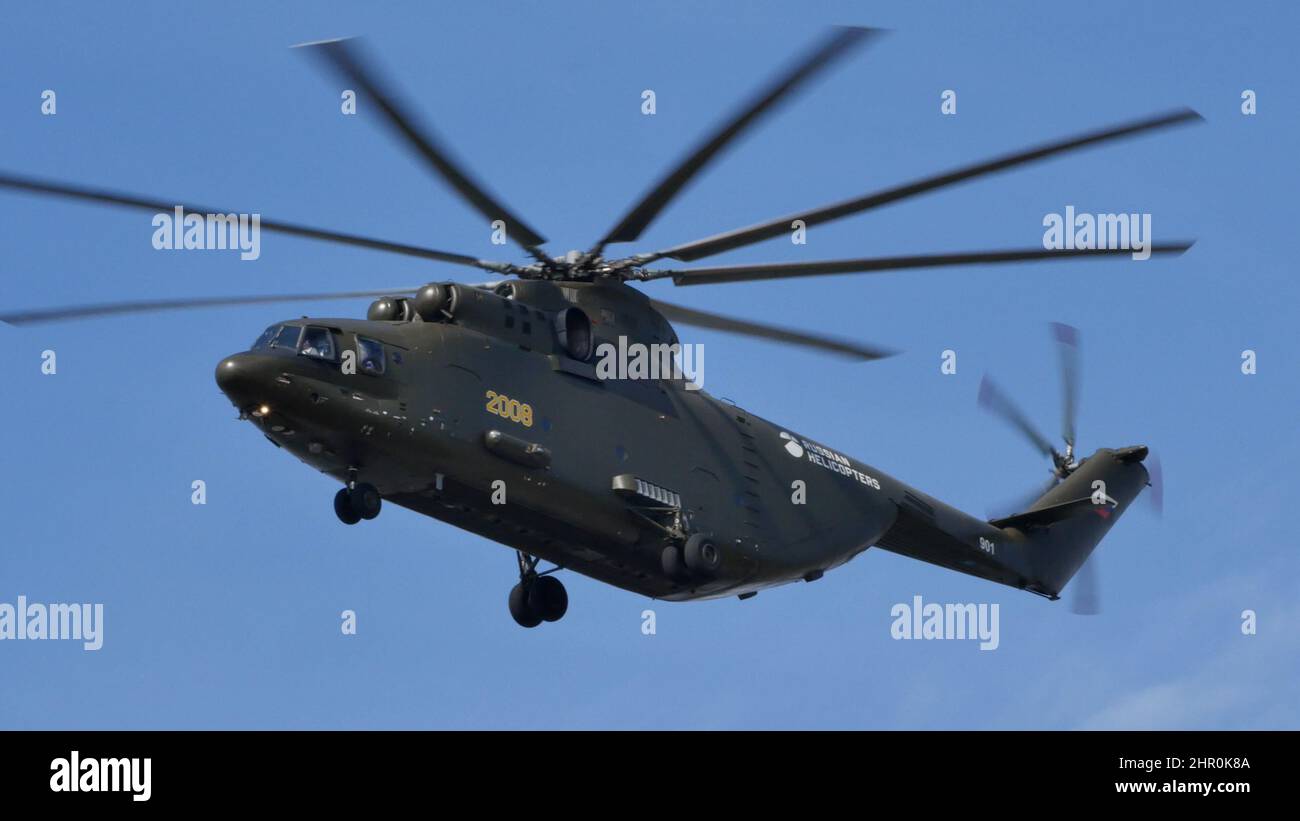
485,390 -> 534,428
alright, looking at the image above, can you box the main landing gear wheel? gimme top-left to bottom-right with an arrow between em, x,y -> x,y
350,482 -> 382,520
509,582 -> 542,628
334,488 -> 361,525
683,533 -> 722,576
662,535 -> 721,585
333,476 -> 382,525
661,544 -> 689,581
508,551 -> 568,628
528,575 -> 568,622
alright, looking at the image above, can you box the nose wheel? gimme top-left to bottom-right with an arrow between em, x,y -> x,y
333,472 -> 382,525
508,551 -> 568,628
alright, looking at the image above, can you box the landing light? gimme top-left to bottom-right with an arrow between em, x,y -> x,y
252,404 -> 270,418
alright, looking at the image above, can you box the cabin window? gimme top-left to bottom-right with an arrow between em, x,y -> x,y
299,326 -> 337,361
271,325 -> 302,350
251,325 -> 278,351
356,336 -> 386,375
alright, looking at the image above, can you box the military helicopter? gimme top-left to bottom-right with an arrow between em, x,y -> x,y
1,29 -> 1189,627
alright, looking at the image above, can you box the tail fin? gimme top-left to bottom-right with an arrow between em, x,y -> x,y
997,446 -> 1150,598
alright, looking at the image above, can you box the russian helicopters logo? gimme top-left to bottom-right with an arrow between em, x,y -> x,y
779,432 -> 881,490
779,432 -> 804,458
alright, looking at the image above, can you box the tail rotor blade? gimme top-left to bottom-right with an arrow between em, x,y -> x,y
1070,555 -> 1101,615
1051,322 -> 1081,449
1147,451 -> 1164,516
978,375 -> 1056,457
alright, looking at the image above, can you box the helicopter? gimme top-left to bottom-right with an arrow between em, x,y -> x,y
0,28 -> 1188,627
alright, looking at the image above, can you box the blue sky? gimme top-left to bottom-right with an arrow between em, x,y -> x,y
1,0 -> 1295,729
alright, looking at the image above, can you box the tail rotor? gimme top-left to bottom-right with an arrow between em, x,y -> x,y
1146,451 -> 1164,517
978,322 -> 1159,616
979,322 -> 1084,484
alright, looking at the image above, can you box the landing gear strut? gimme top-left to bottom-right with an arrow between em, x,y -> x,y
334,469 -> 382,525
508,551 -> 568,628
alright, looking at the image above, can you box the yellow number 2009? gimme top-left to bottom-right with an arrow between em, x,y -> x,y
485,390 -> 534,427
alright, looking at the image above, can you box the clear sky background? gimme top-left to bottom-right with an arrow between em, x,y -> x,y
1,0 -> 1295,729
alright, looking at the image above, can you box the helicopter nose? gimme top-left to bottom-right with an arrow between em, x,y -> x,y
215,353 -> 267,404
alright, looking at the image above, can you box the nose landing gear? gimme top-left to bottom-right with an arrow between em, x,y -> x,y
508,551 -> 568,628
334,469 -> 382,525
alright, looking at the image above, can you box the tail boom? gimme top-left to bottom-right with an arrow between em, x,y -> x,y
873,446 -> 1150,599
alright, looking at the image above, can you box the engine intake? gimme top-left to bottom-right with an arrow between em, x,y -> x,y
554,307 -> 592,361
413,283 -> 453,320
367,297 -> 413,322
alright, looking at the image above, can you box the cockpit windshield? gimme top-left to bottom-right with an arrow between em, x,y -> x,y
251,325 -> 278,351
253,324 -> 303,351
299,326 -> 337,361
253,325 -> 376,372
271,325 -> 302,350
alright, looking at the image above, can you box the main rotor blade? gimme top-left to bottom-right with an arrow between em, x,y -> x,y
650,108 -> 1202,263
978,375 -> 1055,457
593,26 -> 876,253
649,298 -> 894,361
296,38 -> 548,256
0,171 -> 512,272
1051,322 -> 1081,449
650,243 -> 1194,285
0,287 -> 423,326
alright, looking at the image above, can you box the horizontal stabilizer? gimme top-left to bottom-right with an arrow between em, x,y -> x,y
989,496 -> 1096,530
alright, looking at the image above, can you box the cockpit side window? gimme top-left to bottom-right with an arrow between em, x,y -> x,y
299,326 -> 337,361
252,325 -> 279,351
356,336 -> 386,375
271,325 -> 302,350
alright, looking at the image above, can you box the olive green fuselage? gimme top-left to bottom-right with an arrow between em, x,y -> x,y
215,279 -> 1148,604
